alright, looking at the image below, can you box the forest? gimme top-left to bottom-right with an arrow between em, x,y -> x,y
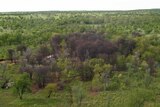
0,9 -> 160,107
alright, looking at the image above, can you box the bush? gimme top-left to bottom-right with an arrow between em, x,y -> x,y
13,73 -> 31,100
106,81 -> 120,91
44,83 -> 57,98
72,83 -> 86,107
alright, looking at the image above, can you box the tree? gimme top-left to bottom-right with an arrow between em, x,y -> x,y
50,35 -> 63,57
44,83 -> 57,98
14,73 -> 31,100
34,66 -> 50,88
0,63 -> 11,89
23,48 -> 32,64
80,58 -> 113,91
19,65 -> 33,80
56,57 -> 73,80
116,38 -> 136,56
7,49 -> 15,63
66,32 -> 117,61
72,83 -> 86,107
88,58 -> 112,90
35,45 -> 50,65
78,61 -> 94,82
16,44 -> 27,56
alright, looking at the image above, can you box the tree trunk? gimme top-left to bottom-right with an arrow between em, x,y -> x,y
19,93 -> 23,100
47,91 -> 52,98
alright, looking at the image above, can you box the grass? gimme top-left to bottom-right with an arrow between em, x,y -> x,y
0,86 -> 160,107
0,89 -> 63,107
0,89 -> 16,107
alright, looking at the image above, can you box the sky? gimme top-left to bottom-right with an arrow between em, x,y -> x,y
0,0 -> 160,12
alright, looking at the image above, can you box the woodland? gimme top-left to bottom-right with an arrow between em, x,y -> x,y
0,10 -> 160,107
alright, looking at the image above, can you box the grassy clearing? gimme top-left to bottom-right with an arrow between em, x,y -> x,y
0,87 -> 158,107
0,89 -> 62,107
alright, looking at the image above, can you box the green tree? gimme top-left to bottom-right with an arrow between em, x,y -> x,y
44,83 -> 57,98
7,49 -> 15,63
93,64 -> 112,90
14,73 -> 31,100
72,83 -> 86,107
16,44 -> 27,56
0,63 -> 11,89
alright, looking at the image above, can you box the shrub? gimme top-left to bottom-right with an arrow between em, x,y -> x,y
72,83 -> 86,107
44,83 -> 57,98
13,73 -> 31,100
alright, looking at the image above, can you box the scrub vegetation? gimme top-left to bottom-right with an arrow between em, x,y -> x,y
0,9 -> 160,107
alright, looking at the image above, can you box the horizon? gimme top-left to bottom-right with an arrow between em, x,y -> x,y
0,0 -> 160,12
1,8 -> 160,13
